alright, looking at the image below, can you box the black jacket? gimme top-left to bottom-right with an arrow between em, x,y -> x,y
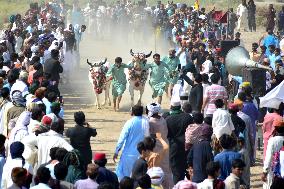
189,83 -> 203,112
166,113 -> 193,184
44,57 -> 63,81
187,140 -> 213,183
66,125 -> 97,166
97,166 -> 119,189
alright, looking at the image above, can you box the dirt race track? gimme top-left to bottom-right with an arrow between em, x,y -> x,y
60,30 -> 265,188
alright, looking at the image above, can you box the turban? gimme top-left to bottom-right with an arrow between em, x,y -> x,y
93,152 -> 106,161
234,99 -> 243,107
146,103 -> 161,117
147,167 -> 164,186
273,118 -> 284,128
228,103 -> 239,111
174,181 -> 197,189
31,45 -> 39,53
241,82 -> 250,87
10,141 -> 25,159
12,91 -> 26,107
17,111 -> 31,127
171,100 -> 181,107
42,115 -> 52,126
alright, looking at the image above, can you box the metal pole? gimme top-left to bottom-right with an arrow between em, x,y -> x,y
226,0 -> 229,39
154,27 -> 157,53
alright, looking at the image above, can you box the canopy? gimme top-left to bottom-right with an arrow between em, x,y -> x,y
212,11 -> 228,23
259,80 -> 284,109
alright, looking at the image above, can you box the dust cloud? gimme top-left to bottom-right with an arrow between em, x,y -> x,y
63,18 -> 171,110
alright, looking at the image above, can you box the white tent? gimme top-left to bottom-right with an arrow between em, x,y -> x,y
259,80 -> 284,109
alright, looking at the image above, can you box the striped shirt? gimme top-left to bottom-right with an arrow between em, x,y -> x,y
204,84 -> 228,115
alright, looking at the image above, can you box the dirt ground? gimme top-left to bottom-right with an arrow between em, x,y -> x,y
60,29 -> 266,188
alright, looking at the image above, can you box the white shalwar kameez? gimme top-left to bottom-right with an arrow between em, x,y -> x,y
237,4 -> 248,31
263,136 -> 284,189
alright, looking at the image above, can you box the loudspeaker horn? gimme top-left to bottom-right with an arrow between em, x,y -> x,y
225,46 -> 272,76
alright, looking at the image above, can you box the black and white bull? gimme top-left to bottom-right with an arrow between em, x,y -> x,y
128,49 -> 152,106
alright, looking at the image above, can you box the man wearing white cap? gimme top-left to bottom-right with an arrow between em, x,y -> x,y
10,71 -> 29,97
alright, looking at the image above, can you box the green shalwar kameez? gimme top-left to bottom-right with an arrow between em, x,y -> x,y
106,63 -> 131,97
146,61 -> 169,98
162,56 -> 180,85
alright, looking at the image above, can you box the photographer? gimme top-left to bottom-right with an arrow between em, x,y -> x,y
65,111 -> 97,170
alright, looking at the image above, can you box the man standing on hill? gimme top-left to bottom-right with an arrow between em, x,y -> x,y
237,0 -> 248,32
266,4 -> 276,32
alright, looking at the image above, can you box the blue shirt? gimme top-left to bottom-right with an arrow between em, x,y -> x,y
263,35 -> 279,55
268,54 -> 281,71
3,84 -> 11,92
115,116 -> 146,155
232,76 -> 242,84
115,116 -> 148,180
0,156 -> 5,184
42,98 -> 64,118
214,150 -> 241,180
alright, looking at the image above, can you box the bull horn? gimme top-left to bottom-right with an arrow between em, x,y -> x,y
130,49 -> 134,56
87,59 -> 93,67
102,58 -> 107,64
145,51 -> 152,58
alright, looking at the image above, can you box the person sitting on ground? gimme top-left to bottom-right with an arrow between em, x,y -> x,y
93,152 -> 119,189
